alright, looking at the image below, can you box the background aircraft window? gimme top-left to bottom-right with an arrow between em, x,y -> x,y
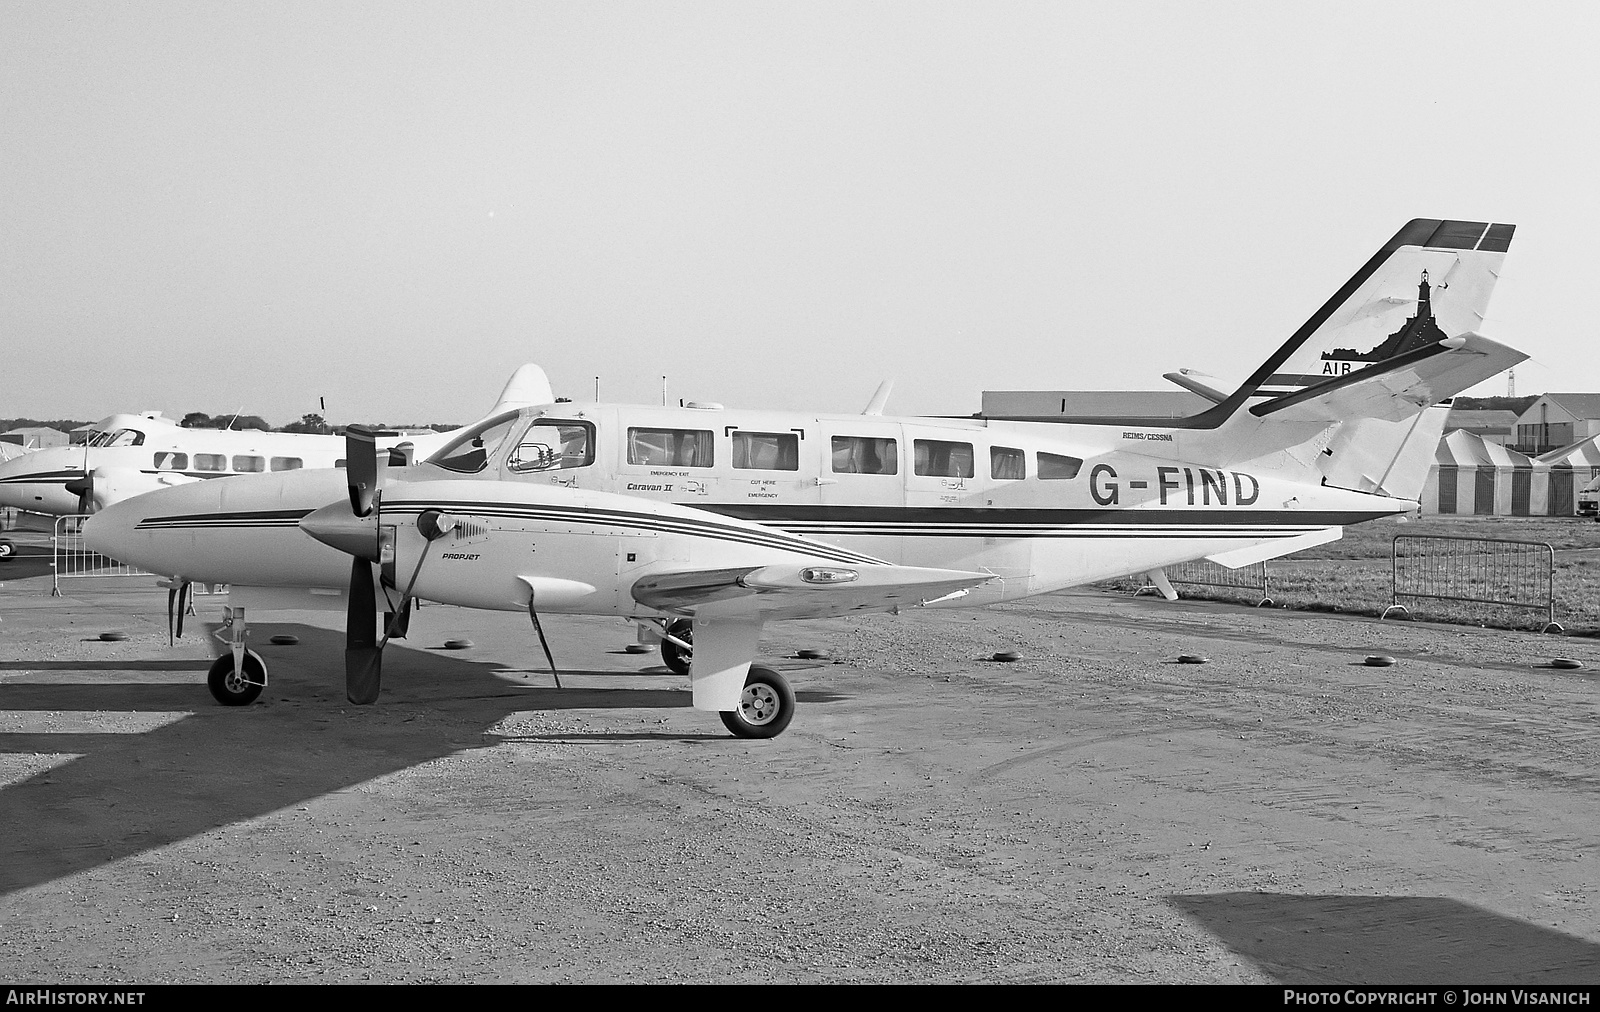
830,436 -> 897,475
153,451 -> 188,471
509,421 -> 594,473
1038,452 -> 1083,480
732,431 -> 799,471
193,453 -> 226,472
991,446 -> 1025,480
270,457 -> 303,471
913,439 -> 974,478
232,455 -> 265,472
427,412 -> 521,473
627,428 -> 714,467
94,429 -> 145,448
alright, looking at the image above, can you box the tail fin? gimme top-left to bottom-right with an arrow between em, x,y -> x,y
986,219 -> 1518,429
490,364 -> 555,412
1250,219 -> 1514,402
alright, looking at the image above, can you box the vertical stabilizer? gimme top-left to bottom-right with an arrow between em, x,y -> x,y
492,364 -> 555,412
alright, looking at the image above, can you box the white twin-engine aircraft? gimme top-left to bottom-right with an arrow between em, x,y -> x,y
0,366 -> 557,516
84,219 -> 1525,739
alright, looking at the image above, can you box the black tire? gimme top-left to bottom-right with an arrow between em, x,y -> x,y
0,538 -> 13,560
719,663 -> 796,739
660,619 -> 692,676
208,650 -> 266,706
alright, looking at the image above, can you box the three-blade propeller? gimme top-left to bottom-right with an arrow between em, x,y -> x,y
299,425 -> 454,705
341,426 -> 389,705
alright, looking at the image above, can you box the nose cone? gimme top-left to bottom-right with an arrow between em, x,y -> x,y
0,449 -> 79,514
299,502 -> 379,561
81,498 -> 148,571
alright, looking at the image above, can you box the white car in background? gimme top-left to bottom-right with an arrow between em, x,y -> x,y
1578,475 -> 1600,516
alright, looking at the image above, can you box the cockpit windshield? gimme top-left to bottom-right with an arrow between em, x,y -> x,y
424,410 -> 522,473
88,428 -> 145,448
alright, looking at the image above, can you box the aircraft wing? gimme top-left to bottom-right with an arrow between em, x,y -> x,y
1248,333 -> 1526,424
630,562 -> 994,620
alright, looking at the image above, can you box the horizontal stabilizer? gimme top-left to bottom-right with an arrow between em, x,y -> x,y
1163,369 -> 1228,404
631,562 -> 993,620
1249,333 -> 1525,424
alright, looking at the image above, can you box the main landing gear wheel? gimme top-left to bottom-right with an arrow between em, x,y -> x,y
660,618 -> 692,676
720,663 -> 795,740
208,650 -> 266,706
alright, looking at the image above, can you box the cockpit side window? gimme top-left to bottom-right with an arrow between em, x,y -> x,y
426,411 -> 522,474
508,420 -> 595,473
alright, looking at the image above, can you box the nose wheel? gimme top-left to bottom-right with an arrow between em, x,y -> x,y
720,663 -> 795,739
207,649 -> 266,706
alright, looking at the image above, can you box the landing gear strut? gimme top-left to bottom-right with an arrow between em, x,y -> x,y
659,618 -> 692,676
209,607 -> 267,706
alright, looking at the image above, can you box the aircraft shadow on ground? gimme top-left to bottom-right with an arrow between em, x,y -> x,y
1171,892 -> 1600,983
0,660 -> 213,672
0,622 -> 837,897
0,554 -> 57,580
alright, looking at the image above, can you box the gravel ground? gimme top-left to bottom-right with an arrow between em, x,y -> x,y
4,569 -> 1600,984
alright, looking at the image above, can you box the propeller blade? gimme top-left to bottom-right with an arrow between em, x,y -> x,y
176,581 -> 189,640
167,586 -> 177,647
344,425 -> 398,518
345,426 -> 380,518
345,556 -> 382,704
65,473 -> 94,515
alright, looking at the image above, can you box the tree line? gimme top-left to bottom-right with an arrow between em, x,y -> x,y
0,414 -> 460,435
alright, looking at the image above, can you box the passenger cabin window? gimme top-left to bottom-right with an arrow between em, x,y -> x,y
270,457 -> 303,471
153,451 -> 188,471
732,431 -> 799,471
193,453 -> 226,472
509,421 -> 595,473
427,411 -> 521,474
232,455 -> 265,473
913,439 -> 974,478
991,446 -> 1025,480
628,428 -> 714,468
831,436 -> 898,475
1038,452 -> 1083,480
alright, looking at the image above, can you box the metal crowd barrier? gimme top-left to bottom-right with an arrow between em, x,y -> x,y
51,513 -> 148,595
1382,535 -> 1561,633
1137,559 -> 1273,607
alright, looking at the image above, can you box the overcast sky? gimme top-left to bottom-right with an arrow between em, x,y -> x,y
3,2 -> 1595,425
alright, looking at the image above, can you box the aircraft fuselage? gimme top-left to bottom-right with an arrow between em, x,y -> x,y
86,402 -> 1409,615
